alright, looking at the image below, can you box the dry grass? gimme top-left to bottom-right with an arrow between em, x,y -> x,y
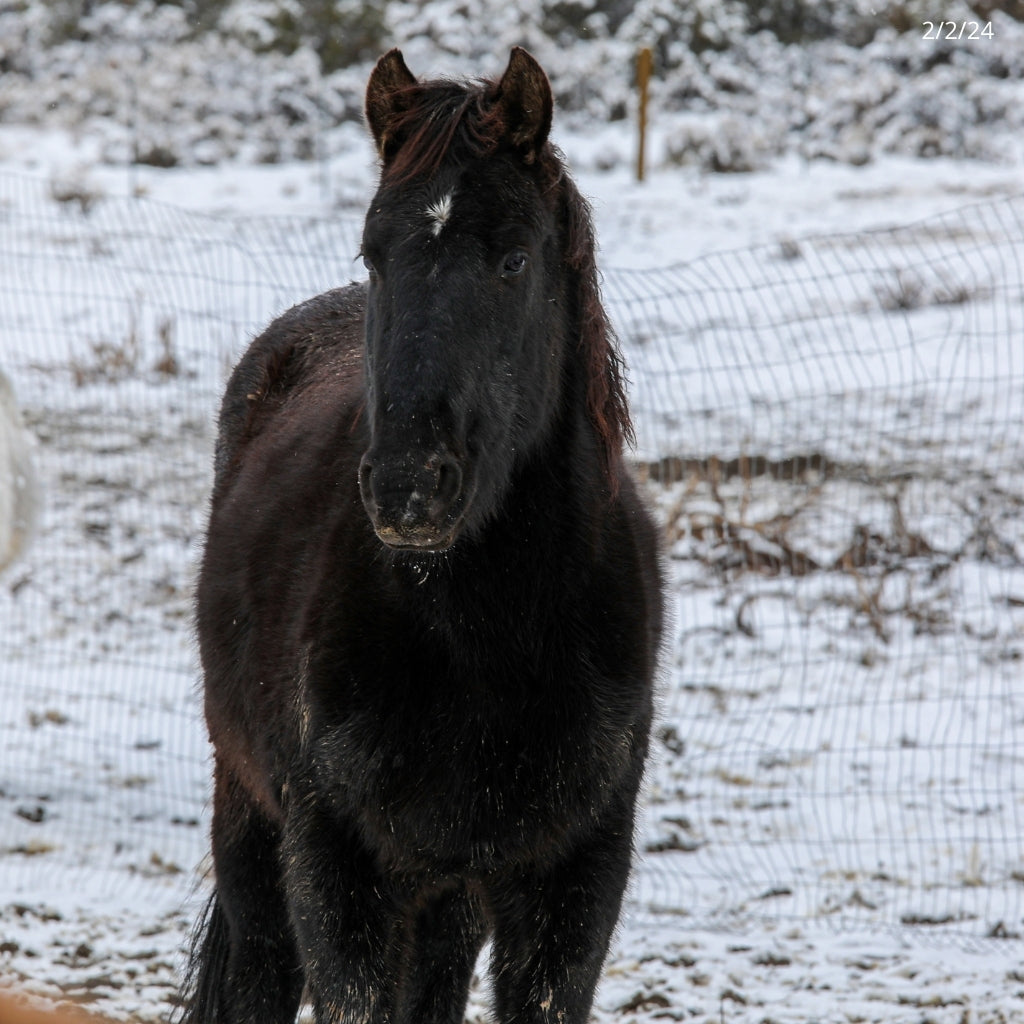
0,991 -> 119,1024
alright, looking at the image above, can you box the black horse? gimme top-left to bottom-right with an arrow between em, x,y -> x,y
181,47 -> 663,1024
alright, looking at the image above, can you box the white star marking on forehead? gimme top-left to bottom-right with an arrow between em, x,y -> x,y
425,191 -> 455,237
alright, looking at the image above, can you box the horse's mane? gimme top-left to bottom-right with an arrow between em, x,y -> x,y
378,79 -> 634,480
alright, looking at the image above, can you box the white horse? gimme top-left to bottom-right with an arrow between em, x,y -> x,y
0,370 -> 38,573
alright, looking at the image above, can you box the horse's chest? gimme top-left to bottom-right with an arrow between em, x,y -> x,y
307,652 -> 632,872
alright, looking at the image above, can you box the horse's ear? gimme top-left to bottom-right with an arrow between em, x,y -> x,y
366,49 -> 418,161
491,47 -> 553,163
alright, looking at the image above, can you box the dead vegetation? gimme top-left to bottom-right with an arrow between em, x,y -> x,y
0,991 -> 118,1024
69,311 -> 179,388
642,451 -> 1024,645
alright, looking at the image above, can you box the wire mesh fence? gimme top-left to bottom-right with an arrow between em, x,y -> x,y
617,195 -> 1024,943
1,169 -> 1023,947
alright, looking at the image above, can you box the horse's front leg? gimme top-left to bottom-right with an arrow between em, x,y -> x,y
397,881 -> 489,1024
181,761 -> 304,1024
488,806 -> 637,1024
282,799 -> 403,1024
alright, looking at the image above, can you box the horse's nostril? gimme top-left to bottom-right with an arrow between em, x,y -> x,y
358,456 -> 375,504
433,456 -> 462,510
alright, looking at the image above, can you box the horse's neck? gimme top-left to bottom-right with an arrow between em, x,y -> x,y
418,421 -> 609,608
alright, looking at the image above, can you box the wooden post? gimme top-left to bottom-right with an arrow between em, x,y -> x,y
636,47 -> 653,183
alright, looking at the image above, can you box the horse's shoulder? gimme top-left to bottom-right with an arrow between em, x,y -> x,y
214,283 -> 367,480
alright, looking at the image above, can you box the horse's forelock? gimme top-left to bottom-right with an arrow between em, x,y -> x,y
380,79 -> 501,187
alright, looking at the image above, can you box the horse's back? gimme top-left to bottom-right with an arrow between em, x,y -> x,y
213,283 -> 367,485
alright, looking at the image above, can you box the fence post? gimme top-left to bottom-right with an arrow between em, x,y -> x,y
636,47 -> 653,183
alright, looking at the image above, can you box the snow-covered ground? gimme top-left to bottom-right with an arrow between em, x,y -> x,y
3,29 -> 1024,1024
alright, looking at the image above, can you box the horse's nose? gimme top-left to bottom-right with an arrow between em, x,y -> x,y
359,449 -> 464,550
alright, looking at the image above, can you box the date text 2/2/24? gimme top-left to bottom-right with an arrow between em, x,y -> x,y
922,20 -> 993,39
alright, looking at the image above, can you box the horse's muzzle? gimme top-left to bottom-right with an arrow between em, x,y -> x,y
358,448 -> 465,551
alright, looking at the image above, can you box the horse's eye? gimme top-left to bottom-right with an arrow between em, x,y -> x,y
502,250 -> 528,277
362,254 -> 377,278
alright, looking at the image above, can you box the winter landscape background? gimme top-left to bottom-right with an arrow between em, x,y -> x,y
3,1 -> 1024,1021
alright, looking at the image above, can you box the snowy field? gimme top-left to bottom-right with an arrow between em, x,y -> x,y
4,48 -> 1024,1024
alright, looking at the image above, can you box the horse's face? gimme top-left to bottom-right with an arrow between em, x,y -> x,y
357,49 -> 562,552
